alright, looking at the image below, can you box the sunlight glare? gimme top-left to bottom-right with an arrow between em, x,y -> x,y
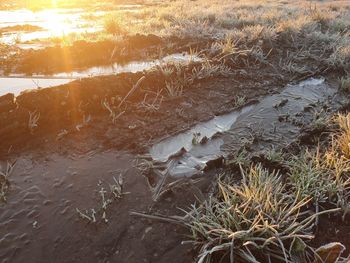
42,11 -> 71,37
51,0 -> 57,8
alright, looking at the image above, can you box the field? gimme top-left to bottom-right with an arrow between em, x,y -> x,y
1,0 -> 350,262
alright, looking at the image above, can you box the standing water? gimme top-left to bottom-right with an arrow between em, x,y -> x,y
0,53 -> 201,96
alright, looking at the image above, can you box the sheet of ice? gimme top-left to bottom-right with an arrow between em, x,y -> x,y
150,105 -> 255,162
0,53 -> 201,96
0,77 -> 73,96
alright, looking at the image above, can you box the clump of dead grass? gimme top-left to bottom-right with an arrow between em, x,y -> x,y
183,164 -> 336,263
340,76 -> 350,92
287,113 -> 350,220
104,15 -> 124,36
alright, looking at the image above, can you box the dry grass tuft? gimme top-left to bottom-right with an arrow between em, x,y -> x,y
183,164 -> 337,263
340,76 -> 350,92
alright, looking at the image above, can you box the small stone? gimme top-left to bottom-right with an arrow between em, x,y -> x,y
273,99 -> 288,109
200,136 -> 209,144
314,242 -> 345,263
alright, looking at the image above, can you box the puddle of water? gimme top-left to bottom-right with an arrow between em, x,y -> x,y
16,43 -> 52,50
0,77 -> 74,96
166,138 -> 225,177
226,77 -> 331,142
0,53 -> 200,96
297,77 -> 325,87
150,105 -> 254,163
150,78 -> 337,177
51,53 -> 200,79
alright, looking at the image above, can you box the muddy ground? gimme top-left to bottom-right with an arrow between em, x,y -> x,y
1,33 -> 350,263
0,35 -> 203,75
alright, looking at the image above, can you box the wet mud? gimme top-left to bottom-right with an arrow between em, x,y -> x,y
0,151 -> 204,263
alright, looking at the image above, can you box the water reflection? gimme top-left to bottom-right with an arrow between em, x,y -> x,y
0,5 -> 142,46
0,53 -> 201,96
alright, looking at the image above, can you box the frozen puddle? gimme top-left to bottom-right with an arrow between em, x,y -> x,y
149,105 -> 255,177
150,106 -> 254,163
221,77 -> 336,150
51,53 -> 201,79
0,53 -> 200,96
0,77 -> 74,96
16,43 -> 52,50
150,78 -> 337,177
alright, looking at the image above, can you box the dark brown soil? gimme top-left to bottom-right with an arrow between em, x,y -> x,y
0,149 -> 217,263
313,213 -> 350,257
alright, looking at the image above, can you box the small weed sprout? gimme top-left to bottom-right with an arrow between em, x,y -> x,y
225,149 -> 251,168
0,161 -> 15,202
56,129 -> 68,140
102,99 -> 125,124
158,64 -> 174,78
265,147 -> 284,163
76,174 -> 126,224
162,59 -> 232,98
118,76 -> 146,108
76,114 -> 91,131
110,174 -> 124,199
310,109 -> 330,131
250,46 -> 270,63
233,96 -> 246,107
282,60 -> 310,75
165,80 -> 184,97
327,44 -> 350,69
163,63 -> 192,98
339,76 -> 350,92
28,110 -> 40,134
191,132 -> 201,145
76,208 -> 97,223
191,60 -> 231,80
138,90 -> 164,112
287,150 -> 335,209
212,34 -> 238,55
